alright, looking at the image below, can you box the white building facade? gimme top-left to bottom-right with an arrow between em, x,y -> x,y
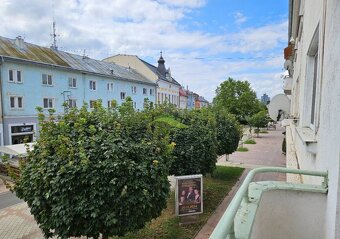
104,54 -> 181,107
284,0 -> 340,237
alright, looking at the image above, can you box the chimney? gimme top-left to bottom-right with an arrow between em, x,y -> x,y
15,36 -> 25,49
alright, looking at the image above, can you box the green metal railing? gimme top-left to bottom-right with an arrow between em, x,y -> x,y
209,167 -> 328,239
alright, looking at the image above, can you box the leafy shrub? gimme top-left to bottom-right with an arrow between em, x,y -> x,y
215,111 -> 241,156
14,102 -> 173,239
236,147 -> 249,152
169,109 -> 217,176
244,139 -> 256,144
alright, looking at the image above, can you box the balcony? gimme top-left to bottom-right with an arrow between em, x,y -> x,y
210,167 -> 328,239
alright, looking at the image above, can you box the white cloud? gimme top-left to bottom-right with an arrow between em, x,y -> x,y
0,0 -> 287,101
158,0 -> 206,8
234,12 -> 247,25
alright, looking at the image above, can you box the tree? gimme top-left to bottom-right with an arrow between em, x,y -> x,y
213,77 -> 262,123
248,111 -> 269,137
14,102 -> 173,239
169,109 -> 217,176
215,110 -> 242,157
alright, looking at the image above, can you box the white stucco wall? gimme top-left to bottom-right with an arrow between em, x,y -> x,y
157,80 -> 180,107
179,96 -> 187,109
287,0 -> 340,238
104,55 -> 158,82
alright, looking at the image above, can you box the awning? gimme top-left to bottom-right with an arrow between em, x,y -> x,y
0,143 -> 35,156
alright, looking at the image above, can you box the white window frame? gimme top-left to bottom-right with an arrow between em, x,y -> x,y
150,88 -> 155,96
107,82 -> 114,92
68,99 -> 77,108
304,26 -> 320,131
68,77 -> 77,88
43,98 -> 54,109
143,88 -> 147,95
42,74 -> 53,86
89,80 -> 97,91
8,69 -> 23,83
9,96 -> 24,109
89,100 -> 96,109
131,86 -> 137,94
120,92 -> 126,100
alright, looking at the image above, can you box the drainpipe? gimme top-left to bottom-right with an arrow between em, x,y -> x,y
0,56 -> 5,145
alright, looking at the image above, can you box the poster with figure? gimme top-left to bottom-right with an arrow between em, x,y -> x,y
175,174 -> 203,216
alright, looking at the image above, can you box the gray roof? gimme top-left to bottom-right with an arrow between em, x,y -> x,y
0,36 -> 155,86
198,96 -> 209,103
139,58 -> 181,86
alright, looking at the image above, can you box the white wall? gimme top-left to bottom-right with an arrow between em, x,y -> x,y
287,0 -> 340,238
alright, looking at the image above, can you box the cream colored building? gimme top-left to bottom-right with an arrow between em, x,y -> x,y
104,54 -> 181,107
284,0 -> 340,237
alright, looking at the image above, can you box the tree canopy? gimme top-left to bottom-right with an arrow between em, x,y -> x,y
215,110 -> 242,156
213,77 -> 262,123
14,102 -> 173,239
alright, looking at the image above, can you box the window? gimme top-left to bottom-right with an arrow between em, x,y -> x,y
68,77 -> 77,88
143,88 -> 147,95
107,100 -> 112,108
107,82 -> 114,92
9,70 -> 22,83
120,92 -> 126,100
133,102 -> 137,109
42,74 -> 53,86
9,96 -> 23,109
310,53 -> 318,124
89,100 -> 96,109
17,71 -> 22,83
68,99 -> 77,108
43,98 -> 54,109
89,80 -> 96,90
306,26 -> 320,127
150,89 -> 155,96
9,70 -> 14,82
18,97 -> 23,108
10,124 -> 35,145
131,86 -> 137,94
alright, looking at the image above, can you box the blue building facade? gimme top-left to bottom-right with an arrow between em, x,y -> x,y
0,36 -> 156,145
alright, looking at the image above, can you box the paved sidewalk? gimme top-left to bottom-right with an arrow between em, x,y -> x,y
195,125 -> 286,239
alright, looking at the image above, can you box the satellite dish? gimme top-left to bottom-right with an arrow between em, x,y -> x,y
267,94 -> 291,121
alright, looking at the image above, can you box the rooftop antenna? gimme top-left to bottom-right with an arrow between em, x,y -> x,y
50,20 -> 58,50
50,0 -> 59,50
82,49 -> 88,59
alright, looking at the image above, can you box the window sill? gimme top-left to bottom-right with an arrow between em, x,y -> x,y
296,127 -> 317,143
42,85 -> 54,87
295,127 -> 317,154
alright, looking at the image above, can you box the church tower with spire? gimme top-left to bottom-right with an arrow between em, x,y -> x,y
157,51 -> 167,77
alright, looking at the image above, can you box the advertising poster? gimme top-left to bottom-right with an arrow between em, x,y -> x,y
175,174 -> 203,216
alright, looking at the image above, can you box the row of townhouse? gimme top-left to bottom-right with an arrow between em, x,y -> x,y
179,88 -> 209,110
0,36 -> 210,145
104,54 -> 210,110
0,36 -> 157,145
104,54 -> 182,106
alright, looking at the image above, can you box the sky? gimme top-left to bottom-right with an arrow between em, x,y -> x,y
0,0 -> 288,102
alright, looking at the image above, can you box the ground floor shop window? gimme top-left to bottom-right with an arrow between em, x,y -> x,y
10,124 -> 35,145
